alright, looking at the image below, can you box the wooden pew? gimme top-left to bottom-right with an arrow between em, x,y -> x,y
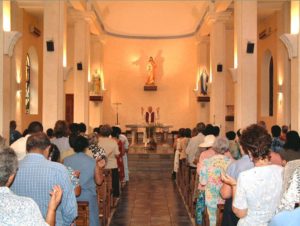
75,201 -> 90,226
97,181 -> 107,226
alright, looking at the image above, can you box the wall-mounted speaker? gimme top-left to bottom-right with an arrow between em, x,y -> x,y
217,64 -> 223,72
247,42 -> 255,54
46,40 -> 54,52
77,62 -> 83,71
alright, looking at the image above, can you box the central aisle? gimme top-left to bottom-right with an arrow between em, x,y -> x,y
109,171 -> 193,226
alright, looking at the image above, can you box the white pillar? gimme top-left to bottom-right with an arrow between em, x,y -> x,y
73,20 -> 90,125
277,2 -> 291,126
0,3 -> 13,139
0,3 -> 6,137
234,0 -> 258,130
209,14 -> 229,135
42,1 -> 66,129
289,2 -> 300,131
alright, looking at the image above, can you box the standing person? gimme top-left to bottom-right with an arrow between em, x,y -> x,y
119,128 -> 130,183
222,124 -> 283,226
78,123 -> 87,137
111,127 -> 125,184
220,142 -> 254,226
141,106 -> 160,144
172,128 -> 185,179
199,137 -> 232,226
179,128 -> 191,161
279,131 -> 300,162
9,120 -> 22,145
11,133 -> 77,226
98,124 -> 120,202
271,125 -> 284,153
0,147 -> 63,226
46,128 -> 54,140
195,134 -> 216,225
185,122 -> 205,169
64,136 -> 105,226
51,120 -> 72,154
10,121 -> 43,161
226,131 -> 241,160
280,125 -> 289,142
48,144 -> 81,197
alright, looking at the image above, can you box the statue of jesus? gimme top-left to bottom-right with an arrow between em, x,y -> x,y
145,57 -> 156,85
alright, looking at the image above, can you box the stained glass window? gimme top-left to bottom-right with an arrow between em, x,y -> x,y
25,54 -> 31,114
269,57 -> 274,116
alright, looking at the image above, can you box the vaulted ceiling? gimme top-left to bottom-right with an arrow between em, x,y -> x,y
16,0 -> 290,38
93,1 -> 209,38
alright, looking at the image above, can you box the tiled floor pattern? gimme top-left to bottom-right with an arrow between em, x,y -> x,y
110,172 -> 193,226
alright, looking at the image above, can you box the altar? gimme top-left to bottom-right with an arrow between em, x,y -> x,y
125,123 -> 173,145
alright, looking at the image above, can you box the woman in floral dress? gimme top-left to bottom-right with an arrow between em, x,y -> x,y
200,137 -> 231,226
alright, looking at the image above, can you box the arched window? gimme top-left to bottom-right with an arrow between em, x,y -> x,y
261,50 -> 274,117
269,57 -> 274,116
25,47 -> 39,115
25,54 -> 31,114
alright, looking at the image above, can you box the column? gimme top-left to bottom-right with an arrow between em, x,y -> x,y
73,20 -> 90,125
276,1 -> 291,126
42,1 -> 66,129
234,0 -> 258,130
290,2 -> 300,131
209,13 -> 229,135
0,1 -> 16,139
0,3 -> 6,137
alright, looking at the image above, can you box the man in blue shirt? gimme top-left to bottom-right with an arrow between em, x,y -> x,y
11,133 -> 77,226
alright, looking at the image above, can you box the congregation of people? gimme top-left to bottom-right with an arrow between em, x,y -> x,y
173,122 -> 300,226
1,120 -> 130,226
2,118 -> 300,226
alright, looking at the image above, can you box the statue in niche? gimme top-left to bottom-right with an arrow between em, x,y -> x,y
91,70 -> 101,95
145,57 -> 156,86
200,69 -> 209,95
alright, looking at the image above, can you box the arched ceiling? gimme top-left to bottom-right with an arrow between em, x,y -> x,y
94,1 -> 209,38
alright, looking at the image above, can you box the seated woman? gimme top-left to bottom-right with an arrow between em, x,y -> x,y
64,136 -> 105,226
222,124 -> 283,226
0,147 -> 62,226
200,137 -> 232,226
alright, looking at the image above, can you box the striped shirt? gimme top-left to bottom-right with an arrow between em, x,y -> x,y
11,153 -> 77,226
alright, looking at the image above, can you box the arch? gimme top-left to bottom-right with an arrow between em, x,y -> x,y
261,49 -> 274,117
25,46 -> 39,114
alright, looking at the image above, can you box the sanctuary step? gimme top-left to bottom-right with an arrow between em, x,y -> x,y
128,153 -> 174,172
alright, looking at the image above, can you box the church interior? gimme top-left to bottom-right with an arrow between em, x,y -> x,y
1,0 -> 300,226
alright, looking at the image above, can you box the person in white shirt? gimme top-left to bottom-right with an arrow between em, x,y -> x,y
10,121 -> 43,161
0,147 -> 62,226
185,122 -> 205,168
119,132 -> 130,182
222,124 -> 283,226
